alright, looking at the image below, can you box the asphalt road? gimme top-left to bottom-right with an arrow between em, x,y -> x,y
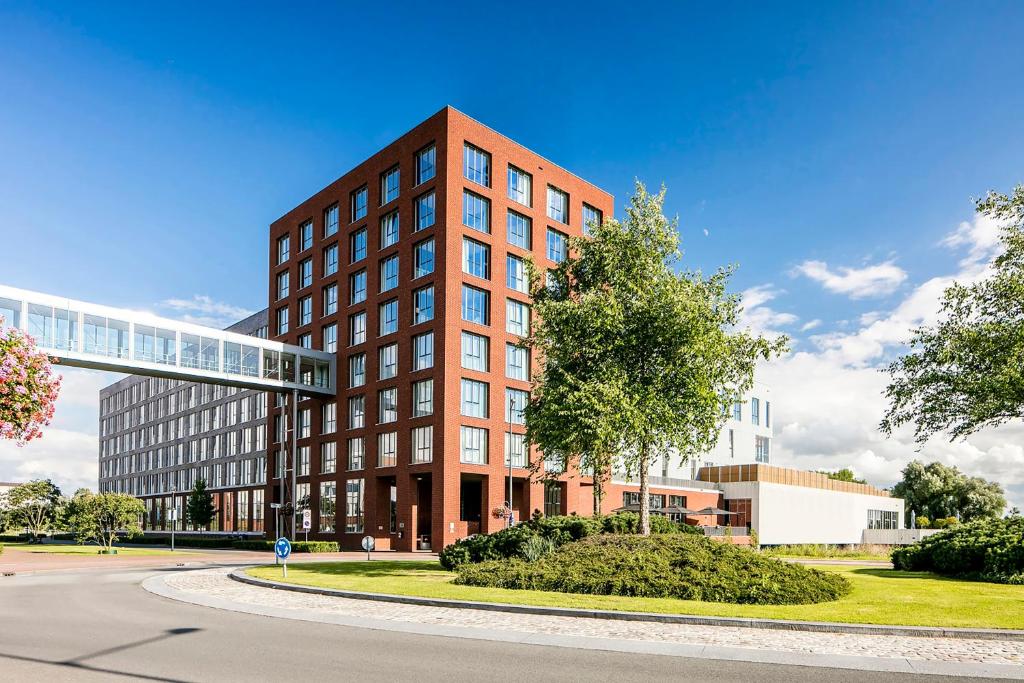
0,567 -> 1006,683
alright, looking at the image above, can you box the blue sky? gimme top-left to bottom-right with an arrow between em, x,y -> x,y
1,2 -> 1023,503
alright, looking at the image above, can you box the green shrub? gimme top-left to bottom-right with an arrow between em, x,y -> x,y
520,535 -> 556,562
915,516 -> 930,529
0,543 -> 4,555
456,534 -> 850,605
0,534 -> 29,543
892,517 -> 1024,583
232,540 -> 339,553
116,534 -> 236,548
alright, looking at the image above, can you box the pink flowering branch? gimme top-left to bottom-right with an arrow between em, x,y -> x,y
0,317 -> 62,445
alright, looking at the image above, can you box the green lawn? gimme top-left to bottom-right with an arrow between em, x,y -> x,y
246,560 -> 1024,630
4,542 -> 182,556
761,544 -> 892,562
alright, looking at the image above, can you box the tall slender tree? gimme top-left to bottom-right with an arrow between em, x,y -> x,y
186,479 -> 217,533
526,182 -> 786,534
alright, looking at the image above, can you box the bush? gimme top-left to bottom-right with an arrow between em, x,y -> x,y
915,516 -> 930,529
520,535 -> 556,562
116,534 -> 236,548
232,540 -> 339,553
456,534 -> 850,605
892,517 -> 1024,583
0,534 -> 29,543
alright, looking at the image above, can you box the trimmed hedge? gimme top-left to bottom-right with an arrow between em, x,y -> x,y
439,512 -> 700,570
116,535 -> 236,548
456,534 -> 851,605
232,540 -> 340,553
0,534 -> 29,543
891,517 -> 1024,584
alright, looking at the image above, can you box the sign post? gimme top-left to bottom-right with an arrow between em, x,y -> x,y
302,509 -> 311,542
169,507 -> 178,552
270,503 -> 283,564
361,535 -> 374,562
275,537 -> 292,577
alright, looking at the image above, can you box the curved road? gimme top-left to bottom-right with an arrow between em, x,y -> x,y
0,566 -> 1004,682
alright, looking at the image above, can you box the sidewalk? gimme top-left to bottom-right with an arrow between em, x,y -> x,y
146,567 -> 1024,680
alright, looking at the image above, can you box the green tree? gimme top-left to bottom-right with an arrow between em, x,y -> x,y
186,479 -> 217,532
882,185 -> 1024,443
814,468 -> 867,484
526,182 -> 786,534
65,490 -> 145,552
892,460 -> 1006,525
6,479 -> 62,541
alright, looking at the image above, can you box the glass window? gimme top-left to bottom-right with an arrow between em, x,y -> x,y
461,331 -> 488,371
324,205 -> 339,238
349,311 -> 366,346
322,403 -> 337,434
766,401 -> 771,428
298,408 -> 311,438
506,299 -> 530,336
755,436 -> 770,463
297,332 -> 311,348
379,299 -> 398,336
752,397 -> 761,426
350,270 -> 367,305
413,331 -> 433,370
411,425 -> 433,464
733,401 -> 742,421
348,352 -> 366,388
416,144 -> 436,184
299,258 -> 313,289
460,426 -> 488,464
324,243 -> 339,276
415,192 -> 435,231
505,432 -> 527,467
544,482 -> 562,516
298,296 -> 312,326
347,437 -> 364,470
351,186 -> 368,222
277,234 -> 290,264
348,395 -> 365,429
507,165 -> 532,206
323,283 -> 338,316
414,238 -> 434,278
506,388 -> 528,424
378,343 -> 398,380
413,285 -> 434,324
380,211 -> 399,249
378,432 -> 397,467
380,255 -> 399,292
547,186 -> 568,223
276,306 -> 289,335
276,271 -> 289,300
507,210 -> 531,249
461,378 -> 489,418
582,203 -> 602,236
462,190 -> 490,233
507,254 -> 528,293
350,228 -> 367,263
506,343 -> 529,380
463,143 -> 491,186
378,387 -> 398,423
301,220 -> 313,250
462,238 -> 490,280
345,479 -> 364,533
546,228 -> 568,263
322,323 -> 337,353
381,166 -> 400,205
413,379 -> 433,417
461,285 -> 489,325
319,480 -> 336,531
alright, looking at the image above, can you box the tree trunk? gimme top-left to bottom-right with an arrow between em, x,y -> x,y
592,461 -> 603,516
639,442 -> 651,535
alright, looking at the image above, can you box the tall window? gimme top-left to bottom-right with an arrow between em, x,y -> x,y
350,270 -> 367,305
321,442 -> 336,474
755,436 -> 770,463
766,401 -> 771,428
506,299 -> 529,336
416,144 -> 436,184
507,255 -> 527,293
546,228 -> 568,263
350,228 -> 367,263
460,426 -> 488,464
415,192 -> 435,231
506,388 -> 528,424
345,479 -> 364,533
547,186 -> 568,223
276,271 -> 289,300
300,220 -> 313,250
544,483 -> 563,516
751,397 -> 761,426
298,296 -> 312,326
413,331 -> 433,370
277,235 -> 290,264
411,425 -> 433,463
323,283 -> 338,316
463,143 -> 491,186
324,243 -> 339,276
276,307 -> 289,335
347,395 -> 365,429
322,403 -> 337,434
463,190 -> 490,233
380,166 -> 400,204
324,204 -> 339,237
351,186 -> 368,222
505,432 -> 527,468
349,312 -> 366,346
582,203 -> 602,236
319,481 -> 336,532
461,379 -> 489,418
379,299 -> 398,336
377,432 -> 397,467
378,343 -> 398,380
299,258 -> 313,288
507,210 -> 531,249
380,255 -> 399,292
733,401 -> 742,421
412,379 -> 433,417
380,211 -> 399,249
461,285 -> 489,325
414,238 -> 434,278
347,437 -> 364,470
413,285 -> 434,324
378,388 -> 398,423
322,323 -> 337,353
348,352 -> 365,388
507,165 -> 532,206
462,238 -> 490,279
461,331 -> 489,371
506,343 -> 529,380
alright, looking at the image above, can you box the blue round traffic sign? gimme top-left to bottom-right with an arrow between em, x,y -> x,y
275,537 -> 292,559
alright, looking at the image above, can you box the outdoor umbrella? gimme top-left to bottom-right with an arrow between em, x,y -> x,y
694,507 -> 736,516
612,503 -> 668,515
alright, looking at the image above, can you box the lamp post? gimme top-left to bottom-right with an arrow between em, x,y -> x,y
507,394 -> 515,528
169,485 -> 176,552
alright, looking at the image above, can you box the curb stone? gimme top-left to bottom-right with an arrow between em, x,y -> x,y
228,567 -> 1024,642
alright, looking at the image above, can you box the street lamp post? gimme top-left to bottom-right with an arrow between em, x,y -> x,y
507,394 -> 515,528
170,485 -> 176,552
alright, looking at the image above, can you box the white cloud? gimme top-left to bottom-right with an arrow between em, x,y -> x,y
158,295 -> 253,329
800,319 -> 821,332
739,284 -> 798,338
940,212 -> 1003,267
792,259 -> 907,299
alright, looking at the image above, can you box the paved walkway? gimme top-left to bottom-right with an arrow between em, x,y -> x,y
149,567 -> 1024,679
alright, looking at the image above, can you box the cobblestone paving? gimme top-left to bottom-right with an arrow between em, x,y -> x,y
163,568 -> 1024,666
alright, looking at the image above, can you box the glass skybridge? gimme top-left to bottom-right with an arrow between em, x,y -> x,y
0,285 -> 335,396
